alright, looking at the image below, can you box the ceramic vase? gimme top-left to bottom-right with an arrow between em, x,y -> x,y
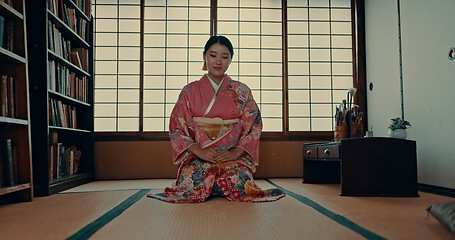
388,129 -> 407,139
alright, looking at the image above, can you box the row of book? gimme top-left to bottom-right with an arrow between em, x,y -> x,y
63,4 -> 89,41
49,143 -> 81,180
48,60 -> 88,102
0,74 -> 16,118
0,138 -> 17,187
48,0 -> 92,20
47,0 -> 90,42
49,98 -> 78,129
71,0 -> 92,17
0,13 -> 14,52
48,22 -> 90,72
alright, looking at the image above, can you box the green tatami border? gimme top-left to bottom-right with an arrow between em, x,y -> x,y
266,179 -> 386,240
66,189 -> 150,240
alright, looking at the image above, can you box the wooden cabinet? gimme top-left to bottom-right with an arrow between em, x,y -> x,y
0,0 -> 33,202
25,0 -> 93,196
303,137 -> 419,197
340,137 -> 419,197
303,142 -> 341,184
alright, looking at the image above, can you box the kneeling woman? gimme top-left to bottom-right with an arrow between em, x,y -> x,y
148,35 -> 286,203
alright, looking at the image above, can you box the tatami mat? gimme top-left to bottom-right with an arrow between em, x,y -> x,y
90,189 -> 363,240
1,178 -> 454,240
0,190 -> 139,240
270,178 -> 455,240
62,179 -> 174,192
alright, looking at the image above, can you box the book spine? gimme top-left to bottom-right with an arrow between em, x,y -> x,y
57,142 -> 62,178
7,76 -> 15,118
49,144 -> 54,179
0,15 -> 4,48
1,139 -> 15,186
0,139 -> 3,186
1,75 -> 7,117
48,140 -> 82,179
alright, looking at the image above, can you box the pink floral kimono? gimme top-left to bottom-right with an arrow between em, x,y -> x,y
147,74 -> 285,203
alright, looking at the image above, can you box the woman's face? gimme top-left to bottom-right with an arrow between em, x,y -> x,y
204,43 -> 231,82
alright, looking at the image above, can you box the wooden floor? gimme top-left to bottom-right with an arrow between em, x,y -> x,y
0,178 -> 454,240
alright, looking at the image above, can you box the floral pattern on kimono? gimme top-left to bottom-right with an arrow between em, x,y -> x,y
151,159 -> 285,203
147,74 -> 285,203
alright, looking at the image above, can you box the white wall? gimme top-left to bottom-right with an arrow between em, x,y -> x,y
365,0 -> 455,189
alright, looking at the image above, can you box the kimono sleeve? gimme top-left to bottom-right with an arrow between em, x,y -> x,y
236,85 -> 263,165
168,85 -> 197,165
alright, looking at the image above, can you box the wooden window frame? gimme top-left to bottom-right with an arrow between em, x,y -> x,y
93,0 -> 367,142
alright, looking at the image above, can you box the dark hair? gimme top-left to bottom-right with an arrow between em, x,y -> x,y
203,35 -> 234,58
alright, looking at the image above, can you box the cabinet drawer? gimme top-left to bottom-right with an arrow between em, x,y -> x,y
317,145 -> 340,159
303,146 -> 318,158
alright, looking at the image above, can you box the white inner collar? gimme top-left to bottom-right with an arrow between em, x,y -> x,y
206,74 -> 225,92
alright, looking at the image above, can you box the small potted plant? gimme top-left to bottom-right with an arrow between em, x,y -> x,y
388,117 -> 411,139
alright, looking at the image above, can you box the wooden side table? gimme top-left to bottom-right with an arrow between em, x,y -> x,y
303,142 -> 341,184
340,137 -> 419,197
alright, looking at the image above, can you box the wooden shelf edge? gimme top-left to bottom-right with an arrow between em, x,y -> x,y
49,90 -> 90,106
0,183 -> 31,196
0,116 -> 28,125
47,50 -> 91,76
0,2 -> 24,20
49,172 -> 93,194
0,47 -> 27,63
47,10 -> 90,48
49,126 -> 91,133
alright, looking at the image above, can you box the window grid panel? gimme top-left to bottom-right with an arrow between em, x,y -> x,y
287,1 -> 353,131
118,118 -> 140,132
93,0 -> 353,134
218,1 -> 283,132
94,118 -> 118,131
94,1 -> 142,132
142,2 -> 210,131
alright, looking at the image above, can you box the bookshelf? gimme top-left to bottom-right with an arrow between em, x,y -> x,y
25,0 -> 93,196
0,0 -> 33,202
